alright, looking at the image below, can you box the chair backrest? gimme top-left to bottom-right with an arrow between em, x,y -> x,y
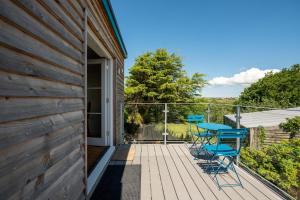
187,114 -> 205,123
216,128 -> 249,153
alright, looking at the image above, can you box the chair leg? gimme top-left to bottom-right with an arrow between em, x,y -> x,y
223,156 -> 243,188
206,153 -> 216,173
213,157 -> 224,188
231,161 -> 244,188
196,137 -> 205,155
208,156 -> 244,189
192,136 -> 199,147
197,134 -> 211,156
214,157 -> 225,175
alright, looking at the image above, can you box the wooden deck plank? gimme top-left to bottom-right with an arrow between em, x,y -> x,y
178,144 -> 237,200
166,145 -> 204,200
207,160 -> 257,200
228,170 -> 270,200
190,153 -> 255,200
154,144 -> 178,200
140,144 -> 151,200
194,156 -> 267,200
136,144 -> 283,200
160,145 -> 191,200
236,167 -> 283,200
148,144 -> 165,200
171,144 -> 219,200
178,144 -> 283,200
132,144 -> 141,165
195,150 -> 264,200
218,163 -> 271,200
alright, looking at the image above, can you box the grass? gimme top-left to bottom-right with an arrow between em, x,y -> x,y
154,122 -> 201,140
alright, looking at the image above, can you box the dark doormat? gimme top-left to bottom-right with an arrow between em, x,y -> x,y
88,146 -> 109,175
91,165 -> 141,200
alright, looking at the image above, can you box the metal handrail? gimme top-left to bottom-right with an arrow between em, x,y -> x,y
124,102 -> 300,144
125,102 -> 299,111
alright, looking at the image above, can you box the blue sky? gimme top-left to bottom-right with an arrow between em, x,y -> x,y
111,0 -> 300,97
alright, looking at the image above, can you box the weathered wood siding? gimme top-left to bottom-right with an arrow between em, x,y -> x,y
0,0 -> 125,199
114,59 -> 125,145
250,126 -> 300,149
0,0 -> 86,199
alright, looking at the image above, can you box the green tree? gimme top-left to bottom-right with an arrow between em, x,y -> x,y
237,64 -> 300,108
124,49 -> 206,134
125,49 -> 206,103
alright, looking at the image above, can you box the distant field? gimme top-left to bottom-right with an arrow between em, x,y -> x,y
202,97 -> 237,104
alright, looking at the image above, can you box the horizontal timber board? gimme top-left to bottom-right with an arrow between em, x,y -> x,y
0,122 -> 83,171
15,0 -> 83,51
0,111 -> 84,150
0,98 -> 84,123
0,46 -> 83,86
36,157 -> 85,199
0,19 -> 83,74
56,0 -> 84,29
0,71 -> 84,97
0,134 -> 83,199
13,147 -> 82,199
68,0 -> 84,19
87,8 -> 124,63
0,0 -> 83,63
38,0 -> 84,41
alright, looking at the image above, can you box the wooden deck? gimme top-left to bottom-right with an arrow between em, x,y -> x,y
112,144 -> 283,200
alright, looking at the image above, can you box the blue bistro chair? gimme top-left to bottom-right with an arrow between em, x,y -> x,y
187,115 -> 212,148
203,128 -> 248,189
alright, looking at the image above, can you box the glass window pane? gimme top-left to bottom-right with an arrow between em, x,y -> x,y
87,89 -> 101,113
87,64 -> 101,87
87,114 -> 102,138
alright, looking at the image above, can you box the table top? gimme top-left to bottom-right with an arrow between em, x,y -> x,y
196,122 -> 232,131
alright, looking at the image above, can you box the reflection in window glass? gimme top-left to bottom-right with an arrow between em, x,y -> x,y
87,114 -> 101,138
87,64 -> 101,87
87,90 -> 101,113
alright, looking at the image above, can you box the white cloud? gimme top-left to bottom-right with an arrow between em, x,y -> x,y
208,68 -> 280,86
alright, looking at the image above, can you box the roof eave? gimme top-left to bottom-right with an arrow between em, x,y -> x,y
101,0 -> 128,58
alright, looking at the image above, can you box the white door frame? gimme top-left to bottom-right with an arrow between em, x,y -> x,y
86,27 -> 115,197
105,59 -> 114,147
86,58 -> 114,195
87,28 -> 114,148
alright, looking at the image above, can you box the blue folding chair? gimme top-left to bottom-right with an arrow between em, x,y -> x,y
187,115 -> 212,149
203,128 -> 248,189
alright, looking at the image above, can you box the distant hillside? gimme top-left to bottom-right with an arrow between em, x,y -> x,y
201,97 -> 237,105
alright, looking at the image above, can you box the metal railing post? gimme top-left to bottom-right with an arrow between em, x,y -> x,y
207,104 -> 211,122
235,105 -> 241,165
163,103 -> 168,145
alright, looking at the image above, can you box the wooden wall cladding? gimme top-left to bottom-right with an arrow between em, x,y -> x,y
0,0 -> 86,199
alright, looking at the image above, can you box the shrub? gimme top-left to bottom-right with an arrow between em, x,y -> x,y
280,116 -> 300,138
241,139 -> 300,199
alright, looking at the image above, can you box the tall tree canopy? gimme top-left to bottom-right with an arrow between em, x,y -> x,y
237,64 -> 300,108
125,49 -> 206,103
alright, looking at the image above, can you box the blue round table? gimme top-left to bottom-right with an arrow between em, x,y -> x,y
197,122 -> 232,131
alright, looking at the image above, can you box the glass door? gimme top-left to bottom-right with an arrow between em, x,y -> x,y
87,59 -> 105,146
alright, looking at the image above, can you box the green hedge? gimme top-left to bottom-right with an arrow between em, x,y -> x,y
241,139 -> 300,199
